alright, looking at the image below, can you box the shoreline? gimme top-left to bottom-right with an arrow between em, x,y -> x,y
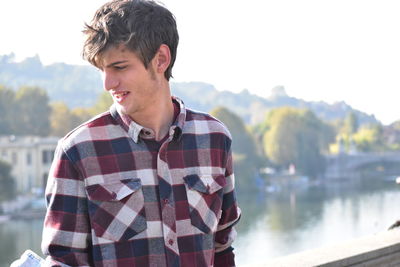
0,209 -> 46,224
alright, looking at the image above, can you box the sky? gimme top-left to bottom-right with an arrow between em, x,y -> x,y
1,0 -> 400,124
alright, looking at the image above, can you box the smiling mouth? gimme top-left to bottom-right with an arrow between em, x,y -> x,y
113,91 -> 129,102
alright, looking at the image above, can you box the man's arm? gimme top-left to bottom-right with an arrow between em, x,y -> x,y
41,143 -> 92,266
214,148 -> 241,267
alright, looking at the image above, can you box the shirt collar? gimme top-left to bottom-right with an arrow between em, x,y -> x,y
110,96 -> 186,143
170,96 -> 185,141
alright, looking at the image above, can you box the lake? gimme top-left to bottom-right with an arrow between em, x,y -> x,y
1,176 -> 399,266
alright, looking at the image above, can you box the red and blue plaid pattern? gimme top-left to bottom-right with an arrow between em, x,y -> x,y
42,97 -> 241,267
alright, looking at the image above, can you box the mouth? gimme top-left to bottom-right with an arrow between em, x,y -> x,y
112,91 -> 130,103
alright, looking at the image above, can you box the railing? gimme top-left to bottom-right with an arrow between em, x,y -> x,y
243,229 -> 400,267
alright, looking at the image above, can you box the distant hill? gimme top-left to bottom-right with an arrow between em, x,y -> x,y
0,54 -> 379,125
0,54 -> 102,107
171,83 -> 378,125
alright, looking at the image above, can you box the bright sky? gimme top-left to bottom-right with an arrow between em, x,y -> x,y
1,0 -> 400,124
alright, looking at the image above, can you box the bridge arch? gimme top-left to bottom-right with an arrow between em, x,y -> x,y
324,152 -> 400,179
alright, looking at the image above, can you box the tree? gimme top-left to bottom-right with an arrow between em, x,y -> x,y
343,111 -> 359,135
263,107 -> 334,177
0,85 -> 16,135
14,86 -> 51,136
71,107 -> 93,126
0,160 -> 16,202
211,107 -> 257,157
90,91 -> 113,115
210,106 -> 263,191
352,124 -> 386,152
50,102 -> 80,136
50,91 -> 113,137
263,108 -> 299,168
49,92 -> 112,137
333,111 -> 360,152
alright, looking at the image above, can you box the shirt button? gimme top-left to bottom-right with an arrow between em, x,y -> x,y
168,239 -> 174,245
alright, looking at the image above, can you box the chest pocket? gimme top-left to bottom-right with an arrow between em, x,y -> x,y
184,174 -> 226,234
86,178 -> 147,242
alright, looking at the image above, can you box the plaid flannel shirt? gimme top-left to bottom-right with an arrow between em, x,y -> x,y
41,97 -> 241,267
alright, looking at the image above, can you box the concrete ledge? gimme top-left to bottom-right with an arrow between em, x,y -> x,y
243,229 -> 400,267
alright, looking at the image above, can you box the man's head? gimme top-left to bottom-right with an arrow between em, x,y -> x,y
83,0 -> 179,81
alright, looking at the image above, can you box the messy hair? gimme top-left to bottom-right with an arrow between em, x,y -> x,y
82,0 -> 179,80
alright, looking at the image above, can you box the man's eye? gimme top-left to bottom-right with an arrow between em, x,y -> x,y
115,66 -> 127,70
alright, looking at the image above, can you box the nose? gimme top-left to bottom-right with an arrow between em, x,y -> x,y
103,71 -> 119,91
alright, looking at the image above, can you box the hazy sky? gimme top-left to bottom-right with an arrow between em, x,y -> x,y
1,0 -> 400,124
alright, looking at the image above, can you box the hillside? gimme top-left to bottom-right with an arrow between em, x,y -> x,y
171,83 -> 378,125
0,54 -> 101,107
0,54 -> 379,125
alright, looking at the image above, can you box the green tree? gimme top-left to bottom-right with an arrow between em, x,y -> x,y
50,92 -> 112,137
90,91 -> 113,115
71,107 -> 93,126
14,86 -> 51,136
352,124 -> 385,152
343,111 -> 359,135
0,85 -> 16,135
263,107 -> 333,177
334,112 -> 360,152
0,160 -> 16,202
50,102 -> 81,136
210,106 -> 263,191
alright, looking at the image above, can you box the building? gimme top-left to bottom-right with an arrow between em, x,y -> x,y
0,135 -> 59,194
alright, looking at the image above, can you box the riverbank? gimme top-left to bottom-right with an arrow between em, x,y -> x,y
0,215 -> 10,223
0,195 -> 46,223
10,209 -> 46,220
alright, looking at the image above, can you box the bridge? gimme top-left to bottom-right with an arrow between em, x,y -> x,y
324,151 -> 400,179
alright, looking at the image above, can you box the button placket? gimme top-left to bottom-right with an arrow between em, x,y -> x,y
157,143 -> 179,256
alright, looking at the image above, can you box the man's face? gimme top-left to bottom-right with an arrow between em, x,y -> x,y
99,44 -> 160,118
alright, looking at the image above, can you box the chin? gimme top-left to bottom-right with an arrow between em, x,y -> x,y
116,104 -> 129,115
119,105 -> 138,117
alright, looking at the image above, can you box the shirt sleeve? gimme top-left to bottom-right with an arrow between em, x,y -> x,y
41,142 -> 93,267
214,145 -> 241,267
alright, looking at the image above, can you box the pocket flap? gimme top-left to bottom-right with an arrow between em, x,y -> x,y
183,174 -> 226,194
86,178 -> 142,201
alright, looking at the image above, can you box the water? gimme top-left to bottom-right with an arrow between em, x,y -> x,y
0,219 -> 43,267
1,176 -> 399,266
234,177 -> 400,265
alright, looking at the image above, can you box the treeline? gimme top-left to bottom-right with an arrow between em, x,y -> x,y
0,53 -> 379,126
211,106 -> 400,192
0,85 -> 112,137
0,85 -> 51,136
0,54 -> 101,108
2,84 -> 400,193
210,106 -> 334,191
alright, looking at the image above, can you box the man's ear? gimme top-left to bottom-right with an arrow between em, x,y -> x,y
153,44 -> 171,74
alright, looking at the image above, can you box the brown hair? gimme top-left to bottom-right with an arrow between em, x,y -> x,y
82,0 -> 179,80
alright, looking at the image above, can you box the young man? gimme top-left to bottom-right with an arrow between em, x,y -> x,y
41,0 -> 241,266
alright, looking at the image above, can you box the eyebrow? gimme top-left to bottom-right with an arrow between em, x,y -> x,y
105,60 -> 129,68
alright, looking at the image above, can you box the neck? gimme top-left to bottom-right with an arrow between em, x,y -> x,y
133,86 -> 174,141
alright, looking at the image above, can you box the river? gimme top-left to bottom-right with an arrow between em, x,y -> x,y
1,176 -> 399,266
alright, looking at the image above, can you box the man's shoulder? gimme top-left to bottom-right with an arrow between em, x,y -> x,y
184,108 -> 232,140
59,111 -> 115,149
